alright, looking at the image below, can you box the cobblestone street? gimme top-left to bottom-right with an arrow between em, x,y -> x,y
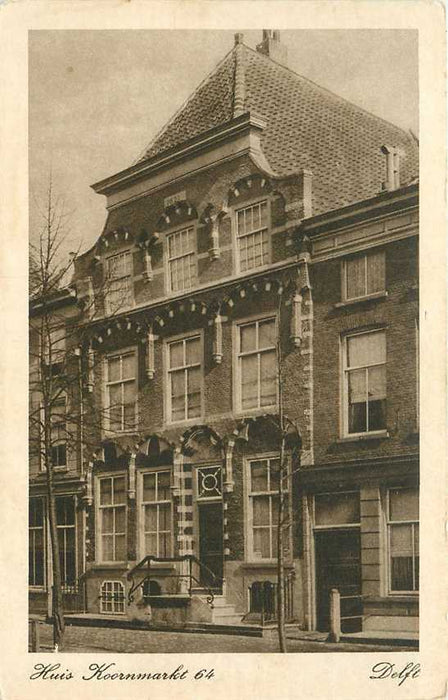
31,622 -> 415,654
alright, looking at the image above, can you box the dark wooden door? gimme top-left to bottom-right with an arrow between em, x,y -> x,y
315,529 -> 362,633
198,502 -> 223,589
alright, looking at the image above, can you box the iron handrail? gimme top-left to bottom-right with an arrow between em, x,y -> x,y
127,554 -> 222,608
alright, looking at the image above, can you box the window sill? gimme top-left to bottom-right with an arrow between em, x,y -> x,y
235,407 -> 278,419
334,291 -> 388,308
336,431 -> 389,443
241,561 -> 294,570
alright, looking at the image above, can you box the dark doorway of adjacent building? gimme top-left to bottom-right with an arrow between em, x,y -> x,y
315,529 -> 362,633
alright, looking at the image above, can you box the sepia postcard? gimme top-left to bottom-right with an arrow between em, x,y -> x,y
0,2 -> 446,699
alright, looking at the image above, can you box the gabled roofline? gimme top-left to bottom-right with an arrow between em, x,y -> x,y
91,112 -> 267,197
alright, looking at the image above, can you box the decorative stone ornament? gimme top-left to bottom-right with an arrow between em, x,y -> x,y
290,292 -> 303,347
87,347 -> 95,392
212,313 -> 223,364
145,326 -> 155,379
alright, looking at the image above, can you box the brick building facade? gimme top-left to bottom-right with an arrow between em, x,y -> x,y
29,31 -> 419,636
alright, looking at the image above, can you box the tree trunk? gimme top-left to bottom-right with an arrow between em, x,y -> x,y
44,419 -> 65,650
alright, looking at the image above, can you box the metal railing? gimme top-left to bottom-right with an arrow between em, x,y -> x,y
127,555 -> 223,609
246,576 -> 295,625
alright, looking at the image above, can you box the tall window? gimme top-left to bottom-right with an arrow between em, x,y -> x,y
387,488 -> 419,593
106,251 -> 133,314
44,324 -> 66,370
56,496 -> 76,588
51,398 -> 67,467
167,227 -> 197,292
141,471 -> 172,558
236,200 -> 269,272
237,317 -> 277,411
167,335 -> 202,422
343,330 -> 386,435
343,249 -> 385,301
106,351 -> 137,432
98,476 -> 126,562
29,498 -> 45,587
248,457 -> 285,560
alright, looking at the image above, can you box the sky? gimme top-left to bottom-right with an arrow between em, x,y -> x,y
29,29 -> 418,261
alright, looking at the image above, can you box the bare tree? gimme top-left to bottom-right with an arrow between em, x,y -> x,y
29,180 -> 132,650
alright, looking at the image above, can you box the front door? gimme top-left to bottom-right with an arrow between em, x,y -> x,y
315,529 -> 362,633
198,502 -> 223,589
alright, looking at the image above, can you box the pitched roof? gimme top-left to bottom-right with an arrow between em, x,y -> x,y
139,42 -> 418,216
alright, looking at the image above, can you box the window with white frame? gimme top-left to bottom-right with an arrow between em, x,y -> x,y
342,249 -> 385,301
236,200 -> 269,272
105,350 -> 137,432
167,227 -> 197,293
56,496 -> 76,588
387,488 -> 419,593
44,324 -> 66,368
50,397 -> 67,467
141,471 -> 172,558
98,475 -> 126,562
236,317 -> 277,412
342,329 -> 386,435
106,250 -> 133,314
167,335 -> 202,422
29,498 -> 45,587
100,580 -> 125,614
248,457 -> 286,560
314,492 -> 360,527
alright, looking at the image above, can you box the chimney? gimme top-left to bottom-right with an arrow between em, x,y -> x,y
381,145 -> 400,191
256,30 -> 288,67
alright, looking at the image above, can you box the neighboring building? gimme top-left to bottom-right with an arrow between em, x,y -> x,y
29,31 -> 419,636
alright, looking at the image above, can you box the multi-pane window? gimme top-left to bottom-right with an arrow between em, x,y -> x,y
387,488 -> 419,593
106,351 -> 137,432
167,227 -> 197,292
106,251 -> 133,314
29,498 -> 45,587
141,471 -> 172,558
343,330 -> 386,435
237,317 -> 277,411
236,201 -> 269,272
56,496 -> 76,589
167,335 -> 202,422
343,249 -> 385,301
44,324 -> 66,368
100,581 -> 125,614
98,476 -> 126,562
51,398 -> 67,467
248,457 -> 285,560
314,492 -> 360,527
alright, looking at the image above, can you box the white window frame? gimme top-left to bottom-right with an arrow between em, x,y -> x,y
341,328 -> 387,437
96,474 -> 127,563
29,497 -> 46,589
50,396 -> 67,468
385,487 -> 419,596
312,491 -> 361,530
342,249 -> 386,302
234,199 -> 271,274
245,454 -> 290,563
164,330 -> 204,424
165,226 -> 198,294
56,495 -> 77,590
104,347 -> 138,434
234,314 -> 278,415
100,580 -> 126,614
138,469 -> 173,559
105,249 -> 134,315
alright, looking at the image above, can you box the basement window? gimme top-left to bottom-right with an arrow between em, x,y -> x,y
100,580 -> 125,614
